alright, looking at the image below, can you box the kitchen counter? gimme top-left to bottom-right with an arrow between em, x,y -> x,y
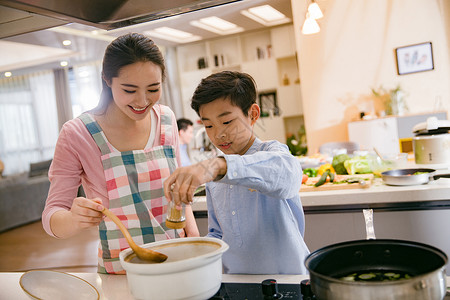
192,168 -> 450,214
3,272 -> 450,299
3,272 -> 308,299
191,166 -> 450,276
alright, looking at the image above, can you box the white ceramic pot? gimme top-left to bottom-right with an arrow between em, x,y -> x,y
413,133 -> 450,164
119,237 -> 229,300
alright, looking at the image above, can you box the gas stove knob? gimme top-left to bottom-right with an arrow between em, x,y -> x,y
300,279 -> 315,299
261,279 -> 282,299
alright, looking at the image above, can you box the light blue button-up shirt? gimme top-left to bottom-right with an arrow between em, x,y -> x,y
179,143 -> 191,167
206,138 -> 310,274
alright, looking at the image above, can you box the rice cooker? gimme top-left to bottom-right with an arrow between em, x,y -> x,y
412,117 -> 450,164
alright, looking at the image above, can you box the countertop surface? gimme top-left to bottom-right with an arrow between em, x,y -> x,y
5,272 -> 450,299
5,272 -> 309,299
191,165 -> 450,213
4,272 -> 450,299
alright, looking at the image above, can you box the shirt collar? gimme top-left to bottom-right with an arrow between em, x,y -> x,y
245,137 -> 262,155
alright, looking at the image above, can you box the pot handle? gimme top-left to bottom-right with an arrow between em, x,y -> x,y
433,174 -> 450,180
363,209 -> 376,240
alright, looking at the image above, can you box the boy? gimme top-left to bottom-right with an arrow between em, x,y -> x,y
164,71 -> 309,274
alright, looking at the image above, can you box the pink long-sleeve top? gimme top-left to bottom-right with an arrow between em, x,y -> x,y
42,105 -> 181,237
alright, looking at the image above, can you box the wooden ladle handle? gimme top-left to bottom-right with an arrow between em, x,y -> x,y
101,207 -> 167,263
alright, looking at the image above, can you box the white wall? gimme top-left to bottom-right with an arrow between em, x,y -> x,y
291,0 -> 450,154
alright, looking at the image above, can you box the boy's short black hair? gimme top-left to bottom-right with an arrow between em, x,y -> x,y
177,118 -> 193,131
191,71 -> 257,116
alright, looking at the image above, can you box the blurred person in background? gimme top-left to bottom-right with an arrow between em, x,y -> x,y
177,118 -> 194,167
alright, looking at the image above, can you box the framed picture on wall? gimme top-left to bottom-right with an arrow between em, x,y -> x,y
395,42 -> 434,75
258,91 -> 279,117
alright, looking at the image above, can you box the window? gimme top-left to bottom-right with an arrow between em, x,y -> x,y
0,63 -> 102,176
0,71 -> 59,175
68,62 -> 102,117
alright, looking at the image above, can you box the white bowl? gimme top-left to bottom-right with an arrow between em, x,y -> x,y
119,237 -> 229,300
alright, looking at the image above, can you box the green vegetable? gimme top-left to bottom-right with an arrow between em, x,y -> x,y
343,156 -> 372,175
413,171 -> 430,175
314,170 -> 329,187
359,273 -> 376,280
339,270 -> 412,282
329,171 -> 335,182
303,168 -> 318,177
332,154 -> 350,175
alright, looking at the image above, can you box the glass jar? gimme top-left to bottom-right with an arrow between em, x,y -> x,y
166,200 -> 186,229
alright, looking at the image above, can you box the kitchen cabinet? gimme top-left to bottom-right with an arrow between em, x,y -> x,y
175,24 -> 303,143
348,117 -> 400,154
241,59 -> 277,91
347,111 -> 447,154
270,25 -> 296,59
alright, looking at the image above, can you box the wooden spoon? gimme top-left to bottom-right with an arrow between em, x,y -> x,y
101,207 -> 168,263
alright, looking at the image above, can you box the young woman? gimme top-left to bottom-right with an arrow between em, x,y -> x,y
42,33 -> 199,274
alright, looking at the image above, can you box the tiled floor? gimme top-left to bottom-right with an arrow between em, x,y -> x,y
0,221 -> 99,272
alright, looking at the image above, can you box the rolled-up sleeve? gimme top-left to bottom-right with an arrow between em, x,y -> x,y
42,126 -> 83,237
219,141 -> 302,199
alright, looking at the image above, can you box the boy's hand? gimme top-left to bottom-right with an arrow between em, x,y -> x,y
70,197 -> 104,229
164,157 -> 226,205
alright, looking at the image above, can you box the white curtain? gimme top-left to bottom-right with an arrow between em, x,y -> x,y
160,46 -> 184,119
0,71 -> 59,175
69,61 -> 102,118
54,68 -> 73,129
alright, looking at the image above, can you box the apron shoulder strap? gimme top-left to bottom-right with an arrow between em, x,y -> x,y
158,105 -> 175,146
78,113 -> 112,155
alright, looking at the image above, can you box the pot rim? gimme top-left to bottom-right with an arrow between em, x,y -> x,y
381,168 -> 436,185
119,237 -> 229,274
305,239 -> 448,286
381,168 -> 436,177
413,133 -> 450,139
307,266 -> 447,287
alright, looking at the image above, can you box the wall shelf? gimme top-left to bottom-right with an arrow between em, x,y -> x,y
176,24 -> 304,144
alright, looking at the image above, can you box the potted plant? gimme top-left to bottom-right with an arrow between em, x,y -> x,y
371,85 -> 408,116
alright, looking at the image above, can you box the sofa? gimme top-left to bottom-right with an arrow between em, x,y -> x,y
0,160 -> 51,232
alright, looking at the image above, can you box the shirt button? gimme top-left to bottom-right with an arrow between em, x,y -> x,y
232,211 -> 236,215
230,185 -> 233,189
233,172 -> 237,177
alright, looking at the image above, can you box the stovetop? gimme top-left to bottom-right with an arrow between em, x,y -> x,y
210,282 -> 301,299
208,281 -> 450,300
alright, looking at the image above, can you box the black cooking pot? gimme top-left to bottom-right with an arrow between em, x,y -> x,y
305,239 -> 448,300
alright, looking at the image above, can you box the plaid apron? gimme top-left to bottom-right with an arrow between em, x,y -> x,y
79,105 -> 182,274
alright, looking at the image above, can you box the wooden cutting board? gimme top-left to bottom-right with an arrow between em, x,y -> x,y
300,174 -> 374,192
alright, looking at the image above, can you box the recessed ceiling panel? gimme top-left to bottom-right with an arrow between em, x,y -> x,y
0,41 -> 78,72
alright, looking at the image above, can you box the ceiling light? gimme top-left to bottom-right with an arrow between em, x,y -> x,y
308,1 -> 323,19
144,27 -> 201,43
190,16 -> 244,35
49,27 -> 115,42
302,13 -> 320,35
108,16 -> 180,33
60,61 -> 68,67
90,29 -> 108,35
4,71 -> 12,77
241,5 -> 290,26
154,27 -> 193,39
62,40 -> 72,46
